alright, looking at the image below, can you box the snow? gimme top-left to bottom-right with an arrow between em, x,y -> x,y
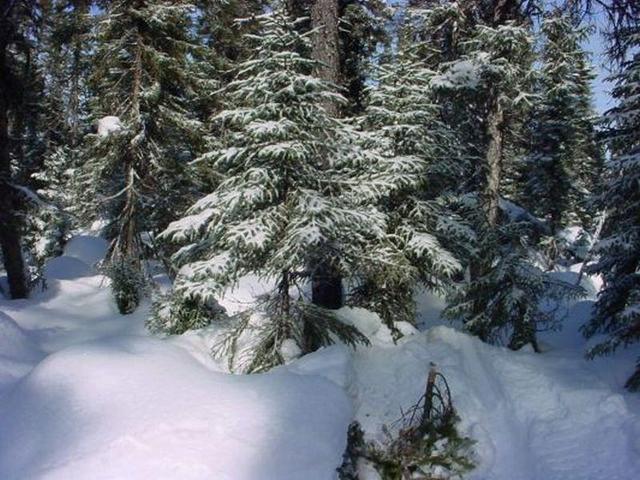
0,311 -> 43,393
349,318 -> 640,480
431,57 -> 485,90
97,116 -> 123,137
0,338 -> 350,480
0,237 -> 351,480
43,256 -> 92,280
0,235 -> 639,480
63,235 -> 109,266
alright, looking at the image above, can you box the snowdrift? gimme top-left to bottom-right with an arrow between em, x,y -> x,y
0,337 -> 351,480
347,322 -> 640,480
0,235 -> 638,480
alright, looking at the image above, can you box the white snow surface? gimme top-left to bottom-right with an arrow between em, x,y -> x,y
1,235 -> 639,479
97,116 -> 123,137
63,235 -> 109,266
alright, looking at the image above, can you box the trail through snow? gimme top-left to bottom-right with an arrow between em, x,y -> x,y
347,319 -> 640,480
0,236 -> 639,479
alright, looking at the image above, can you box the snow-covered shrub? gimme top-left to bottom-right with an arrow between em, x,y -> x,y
364,417 -> 474,480
445,198 -> 583,350
213,293 -> 368,373
103,258 -> 147,315
148,291 -> 226,335
338,372 -> 475,480
348,280 -> 412,338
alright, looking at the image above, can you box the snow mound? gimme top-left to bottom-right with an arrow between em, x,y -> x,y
97,116 -> 123,137
0,311 -> 42,390
350,319 -> 640,480
63,235 -> 109,266
337,307 -> 396,344
285,345 -> 353,388
0,337 -> 351,480
0,311 -> 41,364
43,256 -> 92,280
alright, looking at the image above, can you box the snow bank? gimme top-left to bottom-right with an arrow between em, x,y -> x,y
0,337 -> 351,480
2,275 -> 147,353
347,313 -> 640,480
0,311 -> 41,364
0,311 -> 43,391
2,235 -> 638,480
63,235 -> 109,266
43,256 -> 92,280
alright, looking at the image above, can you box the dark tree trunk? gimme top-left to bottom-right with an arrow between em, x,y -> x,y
483,88 -> 504,228
310,0 -> 341,116
0,28 -> 28,299
309,0 -> 343,309
311,260 -> 344,309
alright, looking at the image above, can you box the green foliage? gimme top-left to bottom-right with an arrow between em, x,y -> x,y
78,0 -> 212,312
582,30 -> 640,390
161,8 -> 384,362
518,10 -> 602,234
339,0 -> 391,113
338,416 -> 474,480
103,258 -> 147,315
445,198 -> 584,349
81,0 -> 209,237
350,33 -> 467,329
213,289 -> 369,373
148,291 -> 227,335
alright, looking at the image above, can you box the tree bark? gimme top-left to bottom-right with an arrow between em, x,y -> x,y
309,0 -> 343,309
308,0 -> 343,309
484,89 -> 504,227
0,17 -> 28,299
311,261 -> 343,309
311,0 -> 341,116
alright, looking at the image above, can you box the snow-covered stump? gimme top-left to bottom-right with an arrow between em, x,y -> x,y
338,363 -> 474,480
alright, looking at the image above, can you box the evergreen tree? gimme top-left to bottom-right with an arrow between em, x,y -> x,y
160,10 -> 382,371
352,41 -> 466,328
520,11 -> 602,247
445,202 -> 582,350
286,0 -> 389,308
25,0 -> 93,270
0,0 -> 43,299
430,11 -> 580,349
339,0 -> 390,114
582,29 -> 640,390
80,0 -> 208,313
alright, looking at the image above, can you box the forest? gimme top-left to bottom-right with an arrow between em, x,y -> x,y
0,0 -> 639,479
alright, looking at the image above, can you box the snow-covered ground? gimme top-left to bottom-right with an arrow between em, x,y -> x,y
1,236 -> 639,479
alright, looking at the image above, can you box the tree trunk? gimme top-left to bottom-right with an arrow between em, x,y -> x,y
310,0 -> 341,116
484,89 -> 504,228
309,0 -> 343,309
0,37 -> 28,299
311,260 -> 343,309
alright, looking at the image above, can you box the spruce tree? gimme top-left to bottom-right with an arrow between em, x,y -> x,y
80,0 -> 208,313
25,0 -> 92,269
520,10 -> 602,249
431,12 -> 581,349
160,9 -> 380,371
582,30 -> 640,390
0,0 -> 43,299
339,0 -> 389,114
352,41 -> 466,328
